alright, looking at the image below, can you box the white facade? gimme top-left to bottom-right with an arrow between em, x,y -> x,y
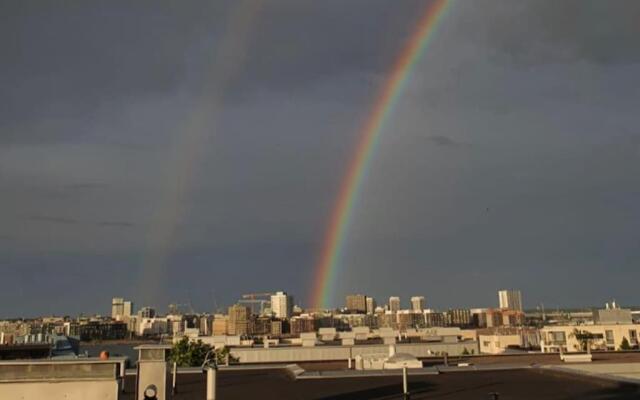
498,290 -> 523,311
137,317 -> 168,336
123,301 -> 133,317
271,291 -> 292,319
111,298 -> 124,320
410,296 -> 425,312
389,297 -> 400,313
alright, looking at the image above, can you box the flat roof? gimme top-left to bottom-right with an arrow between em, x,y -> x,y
121,368 -> 640,399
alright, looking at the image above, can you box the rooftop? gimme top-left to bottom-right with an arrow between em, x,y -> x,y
120,368 -> 640,399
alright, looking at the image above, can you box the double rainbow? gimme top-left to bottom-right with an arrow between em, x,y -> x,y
309,0 -> 451,308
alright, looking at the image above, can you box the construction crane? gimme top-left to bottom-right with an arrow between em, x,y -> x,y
168,302 -> 195,315
239,293 -> 274,315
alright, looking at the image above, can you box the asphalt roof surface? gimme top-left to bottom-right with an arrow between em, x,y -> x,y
122,368 -> 640,400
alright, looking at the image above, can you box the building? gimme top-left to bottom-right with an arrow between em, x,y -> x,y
397,311 -> 424,331
366,297 -> 376,315
389,297 -> 400,313
446,309 -> 472,327
478,327 -> 540,354
270,292 -> 293,319
424,311 -> 446,327
212,314 -> 228,336
74,321 -> 127,341
250,316 -> 273,336
498,290 -> 523,311
137,317 -> 168,336
593,302 -> 633,324
290,316 -> 316,336
377,312 -> 398,329
138,307 -> 156,319
270,320 -> 287,336
540,324 -> 639,353
411,296 -> 425,312
228,305 -> 251,336
123,301 -> 133,318
110,298 -> 132,321
111,298 -> 124,320
345,294 -> 367,313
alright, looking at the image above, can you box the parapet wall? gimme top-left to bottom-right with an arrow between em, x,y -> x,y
0,359 -> 120,400
230,341 -> 477,364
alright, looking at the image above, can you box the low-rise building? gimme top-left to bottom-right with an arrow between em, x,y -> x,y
540,324 -> 639,353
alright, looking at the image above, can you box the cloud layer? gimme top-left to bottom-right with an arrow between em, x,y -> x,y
1,0 -> 639,316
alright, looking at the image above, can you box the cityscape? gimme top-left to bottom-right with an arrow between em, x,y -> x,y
3,289 -> 640,358
2,0 -> 640,399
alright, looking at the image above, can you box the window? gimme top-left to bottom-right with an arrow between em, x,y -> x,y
550,331 -> 566,344
605,330 -> 614,345
629,330 -> 638,344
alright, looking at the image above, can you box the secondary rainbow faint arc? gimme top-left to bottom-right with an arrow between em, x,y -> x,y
309,0 -> 451,308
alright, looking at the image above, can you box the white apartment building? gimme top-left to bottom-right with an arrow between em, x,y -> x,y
540,324 -> 639,353
271,291 -> 293,319
498,290 -> 523,311
389,297 -> 400,313
411,296 -> 425,312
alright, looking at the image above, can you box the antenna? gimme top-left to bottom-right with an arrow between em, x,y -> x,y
212,291 -> 221,314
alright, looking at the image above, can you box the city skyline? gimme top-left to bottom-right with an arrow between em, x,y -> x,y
2,0 -> 640,317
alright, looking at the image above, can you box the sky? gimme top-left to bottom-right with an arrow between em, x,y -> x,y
1,0 -> 639,317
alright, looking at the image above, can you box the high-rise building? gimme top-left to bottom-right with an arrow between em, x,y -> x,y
112,298 -> 133,320
366,297 -> 376,315
212,314 -> 228,336
228,304 -> 250,336
111,298 -> 124,320
410,296 -> 425,312
123,301 -> 133,317
138,307 -> 156,319
271,291 -> 293,319
498,290 -> 523,311
345,294 -> 367,313
389,297 -> 400,313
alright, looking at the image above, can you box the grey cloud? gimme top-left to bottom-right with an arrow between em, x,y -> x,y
463,1 -> 640,66
424,135 -> 466,147
1,0 -> 639,315
98,221 -> 134,228
28,215 -> 78,225
63,183 -> 108,191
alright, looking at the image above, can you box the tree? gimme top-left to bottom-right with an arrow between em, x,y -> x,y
169,337 -> 236,367
462,348 -> 470,355
170,337 -> 212,367
620,337 -> 631,351
571,329 -> 596,353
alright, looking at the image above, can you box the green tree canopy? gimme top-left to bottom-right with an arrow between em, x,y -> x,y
169,337 -> 235,367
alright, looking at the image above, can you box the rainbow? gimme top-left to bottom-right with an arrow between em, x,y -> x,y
309,0 -> 451,308
138,2 -> 261,306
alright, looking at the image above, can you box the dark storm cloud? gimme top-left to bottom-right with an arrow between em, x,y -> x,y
63,183 -> 108,191
97,221 -> 134,228
424,135 -> 466,147
1,0 -> 639,316
464,1 -> 640,65
28,215 -> 78,225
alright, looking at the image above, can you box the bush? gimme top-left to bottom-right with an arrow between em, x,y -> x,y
620,337 -> 631,351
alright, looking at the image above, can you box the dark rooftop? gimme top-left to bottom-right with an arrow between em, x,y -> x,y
122,368 -> 640,399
